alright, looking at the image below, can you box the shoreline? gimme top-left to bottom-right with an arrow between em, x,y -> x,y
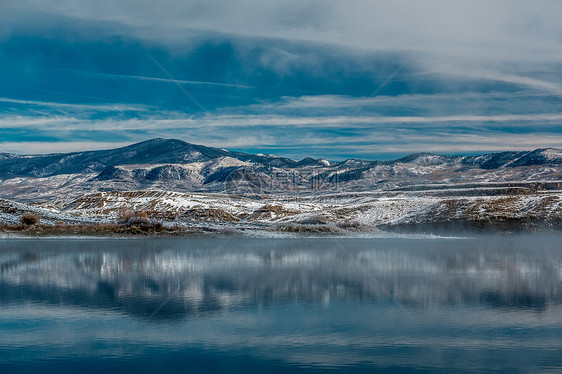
2,219 -> 561,239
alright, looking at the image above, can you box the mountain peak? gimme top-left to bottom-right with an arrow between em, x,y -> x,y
294,157 -> 328,167
508,148 -> 562,167
126,138 -> 190,149
396,152 -> 442,164
535,148 -> 562,159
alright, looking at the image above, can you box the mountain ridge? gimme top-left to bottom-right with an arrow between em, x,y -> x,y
2,138 -> 562,176
1,138 -> 562,201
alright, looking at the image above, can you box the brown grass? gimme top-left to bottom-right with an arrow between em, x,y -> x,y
179,208 -> 240,222
0,221 -> 196,237
277,223 -> 344,234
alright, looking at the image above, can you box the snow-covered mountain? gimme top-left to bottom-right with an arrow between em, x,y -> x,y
1,139 -> 562,232
1,138 -> 562,201
0,138 -> 296,179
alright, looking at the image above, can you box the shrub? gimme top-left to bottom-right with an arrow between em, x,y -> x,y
118,208 -> 149,225
127,216 -> 151,225
335,221 -> 368,231
277,223 -> 343,234
118,207 -> 135,223
21,212 -> 40,226
296,215 -> 329,225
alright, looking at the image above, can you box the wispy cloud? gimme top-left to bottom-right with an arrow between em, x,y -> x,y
424,68 -> 562,96
2,133 -> 561,159
2,111 -> 562,159
474,73 -> 562,95
0,141 -> 133,154
0,97 -> 148,112
76,70 -> 255,89
246,91 -> 562,117
3,112 -> 562,131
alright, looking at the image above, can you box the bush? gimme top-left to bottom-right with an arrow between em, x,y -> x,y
335,221 -> 368,231
118,208 -> 149,225
277,223 -> 343,234
127,215 -> 151,225
296,215 -> 329,225
118,207 -> 135,223
21,212 -> 40,226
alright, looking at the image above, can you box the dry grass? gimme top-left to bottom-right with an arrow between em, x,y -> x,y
277,223 -> 344,234
178,208 -> 239,222
335,221 -> 371,231
0,221 -> 194,237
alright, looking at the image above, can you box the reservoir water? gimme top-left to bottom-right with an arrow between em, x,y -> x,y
1,236 -> 561,373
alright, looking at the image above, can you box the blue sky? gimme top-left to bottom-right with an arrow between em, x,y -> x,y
1,0 -> 562,160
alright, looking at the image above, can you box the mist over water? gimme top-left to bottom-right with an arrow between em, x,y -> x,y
1,236 -> 561,373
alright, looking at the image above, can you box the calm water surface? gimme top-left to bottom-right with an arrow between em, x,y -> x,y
1,236 -> 561,373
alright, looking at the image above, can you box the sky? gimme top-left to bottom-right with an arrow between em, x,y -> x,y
1,0 -> 562,160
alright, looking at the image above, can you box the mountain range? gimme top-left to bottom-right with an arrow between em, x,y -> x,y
1,138 -> 562,201
1,139 -> 562,232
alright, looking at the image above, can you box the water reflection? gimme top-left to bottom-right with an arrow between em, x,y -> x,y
1,237 -> 561,319
1,236 -> 562,372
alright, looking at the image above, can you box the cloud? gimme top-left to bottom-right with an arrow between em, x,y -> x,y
2,1 -> 562,159
2,132 -> 562,159
423,68 -> 562,96
3,111 -> 562,132
4,0 -> 562,65
0,97 -> 148,112
75,70 -> 255,89
2,108 -> 562,159
0,141 -> 132,154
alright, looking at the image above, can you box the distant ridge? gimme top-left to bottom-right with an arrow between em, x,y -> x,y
1,138 -> 562,201
1,138 -> 561,179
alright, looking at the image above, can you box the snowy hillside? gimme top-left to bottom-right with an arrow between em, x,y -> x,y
1,188 -> 560,233
1,139 -> 562,201
1,140 -> 562,232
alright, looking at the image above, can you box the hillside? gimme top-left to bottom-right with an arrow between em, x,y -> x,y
1,139 -> 562,233
1,139 -> 562,201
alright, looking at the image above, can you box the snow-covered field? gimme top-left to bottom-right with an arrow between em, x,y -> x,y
2,188 -> 561,233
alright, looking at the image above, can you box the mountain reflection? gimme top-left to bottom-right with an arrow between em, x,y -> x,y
1,237 -> 561,320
